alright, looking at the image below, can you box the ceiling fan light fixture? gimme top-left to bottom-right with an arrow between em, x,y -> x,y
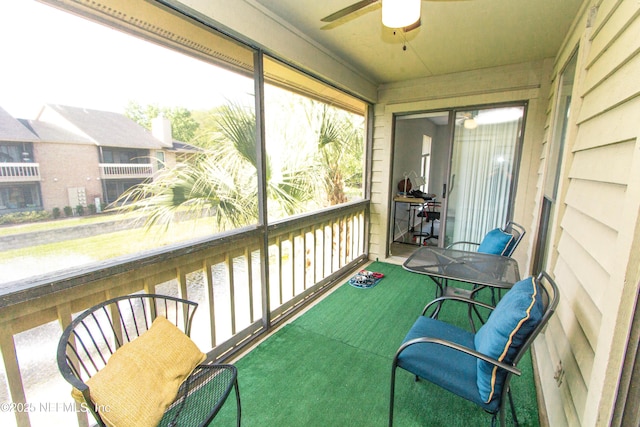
381,0 -> 421,28
464,118 -> 478,129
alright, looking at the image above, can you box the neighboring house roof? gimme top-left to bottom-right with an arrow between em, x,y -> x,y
17,119 -> 95,145
0,106 -> 38,142
172,140 -> 203,153
39,104 -> 172,149
1,104 -> 201,152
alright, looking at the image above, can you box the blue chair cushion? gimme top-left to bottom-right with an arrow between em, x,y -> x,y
474,277 -> 544,403
397,316 -> 500,413
477,228 -> 514,256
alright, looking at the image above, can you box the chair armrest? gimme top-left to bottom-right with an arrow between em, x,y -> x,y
394,337 -> 521,376
446,241 -> 480,250
421,295 -> 495,316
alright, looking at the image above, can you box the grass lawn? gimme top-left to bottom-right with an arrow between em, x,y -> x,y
0,216 -> 221,283
0,211 -> 142,237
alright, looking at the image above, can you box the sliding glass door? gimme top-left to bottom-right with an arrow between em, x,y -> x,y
389,103 -> 525,255
443,105 -> 525,247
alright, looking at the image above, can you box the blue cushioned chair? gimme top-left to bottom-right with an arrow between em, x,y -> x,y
389,272 -> 559,427
447,221 -> 525,257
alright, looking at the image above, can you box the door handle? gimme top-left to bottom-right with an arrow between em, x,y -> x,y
448,174 -> 456,196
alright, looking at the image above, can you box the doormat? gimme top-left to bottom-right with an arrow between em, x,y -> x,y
348,270 -> 385,289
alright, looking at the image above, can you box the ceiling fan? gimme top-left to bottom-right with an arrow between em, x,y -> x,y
321,0 -> 468,32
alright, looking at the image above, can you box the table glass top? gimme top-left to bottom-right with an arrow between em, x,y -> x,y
403,246 -> 520,289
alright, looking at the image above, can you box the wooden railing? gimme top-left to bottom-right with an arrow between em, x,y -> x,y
0,200 -> 368,427
0,163 -> 40,182
98,163 -> 153,179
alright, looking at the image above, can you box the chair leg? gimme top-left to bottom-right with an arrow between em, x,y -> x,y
389,366 -> 397,427
499,407 -> 506,427
507,388 -> 519,426
234,378 -> 242,427
467,304 -> 477,332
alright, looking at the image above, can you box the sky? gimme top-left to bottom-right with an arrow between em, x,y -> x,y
0,0 -> 254,119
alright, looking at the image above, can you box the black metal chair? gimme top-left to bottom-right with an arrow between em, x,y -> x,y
416,200 -> 441,245
57,293 -> 241,427
390,272 -> 559,427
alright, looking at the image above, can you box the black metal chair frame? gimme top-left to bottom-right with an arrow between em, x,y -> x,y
446,221 -> 526,258
389,271 -> 559,427
57,294 -> 241,427
415,200 -> 441,244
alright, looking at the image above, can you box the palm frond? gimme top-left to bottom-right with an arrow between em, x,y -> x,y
216,103 -> 258,168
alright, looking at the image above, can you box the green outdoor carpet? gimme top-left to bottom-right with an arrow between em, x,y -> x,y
214,261 -> 540,426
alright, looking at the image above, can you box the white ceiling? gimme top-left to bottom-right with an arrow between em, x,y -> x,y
252,0 -> 584,84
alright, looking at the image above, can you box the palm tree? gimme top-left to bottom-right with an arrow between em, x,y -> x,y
114,101 -> 318,231
315,104 -> 365,205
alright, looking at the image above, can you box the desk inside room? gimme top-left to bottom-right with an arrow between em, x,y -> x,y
392,196 -> 439,246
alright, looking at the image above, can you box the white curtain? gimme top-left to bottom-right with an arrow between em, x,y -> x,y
447,117 -> 521,245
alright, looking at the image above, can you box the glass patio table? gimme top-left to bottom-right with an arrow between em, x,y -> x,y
403,246 -> 520,329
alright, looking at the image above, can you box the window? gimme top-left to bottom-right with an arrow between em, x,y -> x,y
101,149 -> 147,164
0,0 -> 367,284
263,56 -> 366,220
0,143 -> 32,163
445,105 -> 525,245
105,179 -> 146,205
0,0 -> 256,283
420,136 -> 432,192
533,51 -> 578,273
0,144 -> 21,162
0,4 -> 370,425
155,151 -> 165,170
0,184 -> 41,210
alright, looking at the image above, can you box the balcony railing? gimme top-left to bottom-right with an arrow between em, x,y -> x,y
0,163 -> 41,182
0,200 -> 368,427
99,162 -> 153,179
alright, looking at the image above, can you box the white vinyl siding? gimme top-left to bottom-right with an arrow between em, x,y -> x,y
534,1 -> 640,425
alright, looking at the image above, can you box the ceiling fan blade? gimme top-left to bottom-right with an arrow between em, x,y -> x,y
321,0 -> 379,23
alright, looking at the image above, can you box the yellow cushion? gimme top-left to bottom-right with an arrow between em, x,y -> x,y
72,316 -> 206,427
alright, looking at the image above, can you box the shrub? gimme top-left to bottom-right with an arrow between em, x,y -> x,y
76,205 -> 85,216
88,204 -> 97,215
52,207 -> 61,219
63,206 -> 73,217
0,210 -> 51,225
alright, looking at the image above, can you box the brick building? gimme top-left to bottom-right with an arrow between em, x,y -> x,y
0,104 -> 197,213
